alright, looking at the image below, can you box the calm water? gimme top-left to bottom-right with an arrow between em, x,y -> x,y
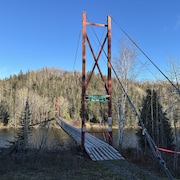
0,128 -> 76,150
86,128 -> 138,149
0,127 -> 179,150
0,127 -> 138,149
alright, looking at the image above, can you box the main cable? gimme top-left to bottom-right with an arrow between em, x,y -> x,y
91,17 -> 173,179
112,17 -> 180,96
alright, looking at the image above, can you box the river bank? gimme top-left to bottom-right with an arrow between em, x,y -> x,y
0,147 -> 168,180
0,124 -> 179,179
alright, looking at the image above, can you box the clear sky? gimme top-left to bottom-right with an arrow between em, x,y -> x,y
0,0 -> 180,80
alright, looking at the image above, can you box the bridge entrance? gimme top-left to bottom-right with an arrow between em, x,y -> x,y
81,12 -> 112,150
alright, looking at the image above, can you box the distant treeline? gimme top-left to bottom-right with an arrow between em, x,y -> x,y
0,67 -> 179,129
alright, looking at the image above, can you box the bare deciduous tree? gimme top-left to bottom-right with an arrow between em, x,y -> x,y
167,57 -> 180,173
114,40 -> 139,148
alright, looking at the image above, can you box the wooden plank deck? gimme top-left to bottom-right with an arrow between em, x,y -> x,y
56,118 -> 124,161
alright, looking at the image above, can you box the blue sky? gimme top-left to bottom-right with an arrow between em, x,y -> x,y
0,0 -> 180,80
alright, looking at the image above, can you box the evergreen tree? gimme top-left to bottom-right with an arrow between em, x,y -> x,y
16,100 -> 31,154
3,112 -> 9,126
0,104 -> 9,126
136,89 -> 174,150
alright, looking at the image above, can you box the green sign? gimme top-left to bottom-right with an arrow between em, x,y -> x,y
88,95 -> 107,102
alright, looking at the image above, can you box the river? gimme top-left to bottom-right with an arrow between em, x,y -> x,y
0,128 -> 76,150
0,127 -> 179,150
0,127 -> 138,150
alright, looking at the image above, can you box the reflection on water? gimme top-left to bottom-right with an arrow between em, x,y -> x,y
0,128 -> 15,147
29,128 -> 76,150
87,127 -> 138,149
0,127 -> 138,149
1,127 -> 179,150
0,128 -> 76,150
113,129 -> 138,148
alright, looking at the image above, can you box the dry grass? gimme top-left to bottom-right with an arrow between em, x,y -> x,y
120,147 -> 180,179
1,146 -> 177,180
0,147 -> 120,180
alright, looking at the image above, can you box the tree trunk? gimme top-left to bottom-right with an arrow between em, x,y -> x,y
117,94 -> 126,148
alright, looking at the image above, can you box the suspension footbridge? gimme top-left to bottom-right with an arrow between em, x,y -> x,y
56,118 -> 124,161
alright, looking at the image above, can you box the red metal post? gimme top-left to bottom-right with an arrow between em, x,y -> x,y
107,15 -> 113,145
81,11 -> 86,150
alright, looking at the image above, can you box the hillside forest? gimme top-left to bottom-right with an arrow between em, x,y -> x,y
0,67 -> 179,129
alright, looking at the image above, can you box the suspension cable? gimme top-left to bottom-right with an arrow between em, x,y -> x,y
85,15 -> 174,179
112,17 -> 180,96
73,29 -> 81,71
111,47 -> 173,180
91,18 -> 173,179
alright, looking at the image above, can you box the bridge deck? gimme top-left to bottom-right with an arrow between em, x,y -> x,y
56,118 -> 124,161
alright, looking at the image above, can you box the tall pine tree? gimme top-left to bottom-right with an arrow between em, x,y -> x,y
16,100 -> 31,154
136,89 -> 174,150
